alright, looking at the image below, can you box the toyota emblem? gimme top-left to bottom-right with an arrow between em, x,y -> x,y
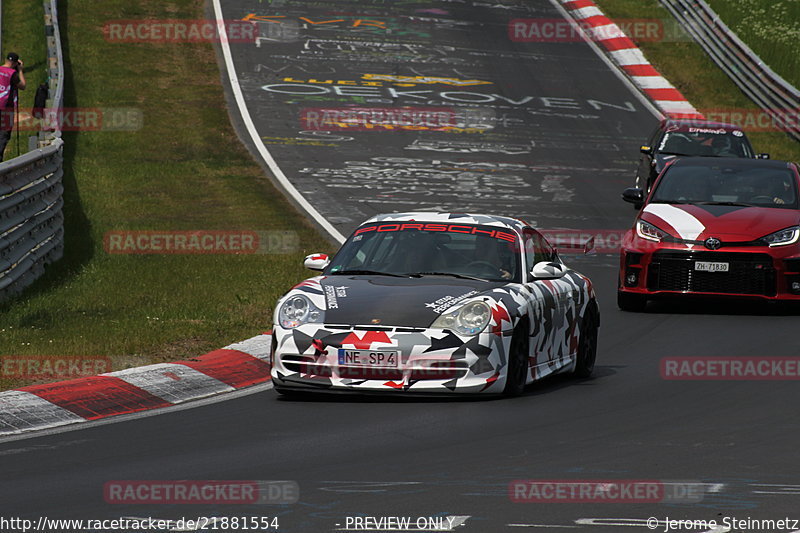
704,237 -> 722,250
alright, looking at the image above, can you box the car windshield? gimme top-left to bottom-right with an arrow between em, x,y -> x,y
327,223 -> 522,282
658,129 -> 752,157
650,164 -> 799,209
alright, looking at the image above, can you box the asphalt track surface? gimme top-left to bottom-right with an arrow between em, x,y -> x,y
2,0 -> 800,531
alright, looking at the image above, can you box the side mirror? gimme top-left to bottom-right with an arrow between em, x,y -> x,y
640,145 -> 652,155
303,253 -> 330,271
622,187 -> 645,204
531,261 -> 567,280
757,153 -> 770,159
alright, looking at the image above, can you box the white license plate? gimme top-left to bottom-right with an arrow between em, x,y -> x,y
338,349 -> 398,367
695,261 -> 729,272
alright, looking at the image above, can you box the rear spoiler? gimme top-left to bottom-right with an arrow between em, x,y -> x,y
545,233 -> 595,255
538,229 -> 628,255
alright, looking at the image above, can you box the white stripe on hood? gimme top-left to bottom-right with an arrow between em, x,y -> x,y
643,203 -> 705,248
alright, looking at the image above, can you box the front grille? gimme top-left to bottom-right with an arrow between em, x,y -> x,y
647,251 -> 776,296
338,367 -> 404,380
281,354 -> 467,381
784,259 -> 800,273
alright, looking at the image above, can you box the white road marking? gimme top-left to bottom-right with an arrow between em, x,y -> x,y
508,524 -> 579,528
210,3 -> 345,244
576,518 -> 729,532
751,483 -> 800,494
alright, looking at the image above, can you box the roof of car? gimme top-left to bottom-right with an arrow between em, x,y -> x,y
670,156 -> 795,170
661,118 -> 744,132
363,212 -> 530,232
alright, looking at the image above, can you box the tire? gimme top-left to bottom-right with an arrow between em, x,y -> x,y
573,308 -> 598,378
617,291 -> 647,312
503,325 -> 529,397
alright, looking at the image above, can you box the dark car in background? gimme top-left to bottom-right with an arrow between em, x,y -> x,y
635,119 -> 768,194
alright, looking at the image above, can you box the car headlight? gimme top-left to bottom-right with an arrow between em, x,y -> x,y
636,220 -> 668,242
431,301 -> 492,336
760,226 -> 800,247
278,294 -> 324,329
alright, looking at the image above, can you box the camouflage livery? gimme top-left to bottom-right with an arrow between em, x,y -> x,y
271,213 -> 599,394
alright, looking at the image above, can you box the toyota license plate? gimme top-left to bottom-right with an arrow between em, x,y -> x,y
695,261 -> 729,272
338,349 -> 398,367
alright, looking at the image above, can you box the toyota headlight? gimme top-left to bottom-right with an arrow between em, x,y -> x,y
278,294 -> 324,329
636,220 -> 668,242
760,226 -> 800,247
431,301 -> 492,336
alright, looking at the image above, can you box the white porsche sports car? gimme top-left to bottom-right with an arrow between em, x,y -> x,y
271,213 -> 599,396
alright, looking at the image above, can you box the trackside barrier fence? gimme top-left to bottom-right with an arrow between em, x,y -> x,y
660,0 -> 800,141
0,0 -> 65,303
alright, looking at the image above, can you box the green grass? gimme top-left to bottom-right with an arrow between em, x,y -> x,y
592,0 -> 800,163
0,0 -> 333,390
1,0 -> 47,158
707,0 -> 800,90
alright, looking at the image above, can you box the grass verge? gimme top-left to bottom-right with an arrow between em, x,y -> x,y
707,0 -> 800,90
0,0 -> 333,391
592,0 -> 800,163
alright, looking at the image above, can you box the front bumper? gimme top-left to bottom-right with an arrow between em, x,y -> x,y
618,242 -> 800,301
270,324 -> 513,393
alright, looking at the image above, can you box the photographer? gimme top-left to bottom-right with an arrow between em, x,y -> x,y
0,52 -> 27,161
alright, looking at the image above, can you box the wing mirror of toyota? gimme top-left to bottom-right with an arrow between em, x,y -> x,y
303,253 -> 330,271
640,145 -> 653,155
531,261 -> 567,280
622,187 -> 645,210
622,187 -> 645,203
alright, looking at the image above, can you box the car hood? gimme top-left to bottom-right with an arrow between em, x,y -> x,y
317,275 -> 504,328
641,202 -> 800,243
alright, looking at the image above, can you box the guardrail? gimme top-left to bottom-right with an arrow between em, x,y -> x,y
660,0 -> 800,142
43,0 -> 64,143
0,0 -> 65,303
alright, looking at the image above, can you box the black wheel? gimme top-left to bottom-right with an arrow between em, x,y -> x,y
573,308 -> 598,378
503,325 -> 529,397
617,291 -> 647,312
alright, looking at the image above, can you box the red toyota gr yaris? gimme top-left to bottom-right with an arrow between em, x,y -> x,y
618,157 -> 800,311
